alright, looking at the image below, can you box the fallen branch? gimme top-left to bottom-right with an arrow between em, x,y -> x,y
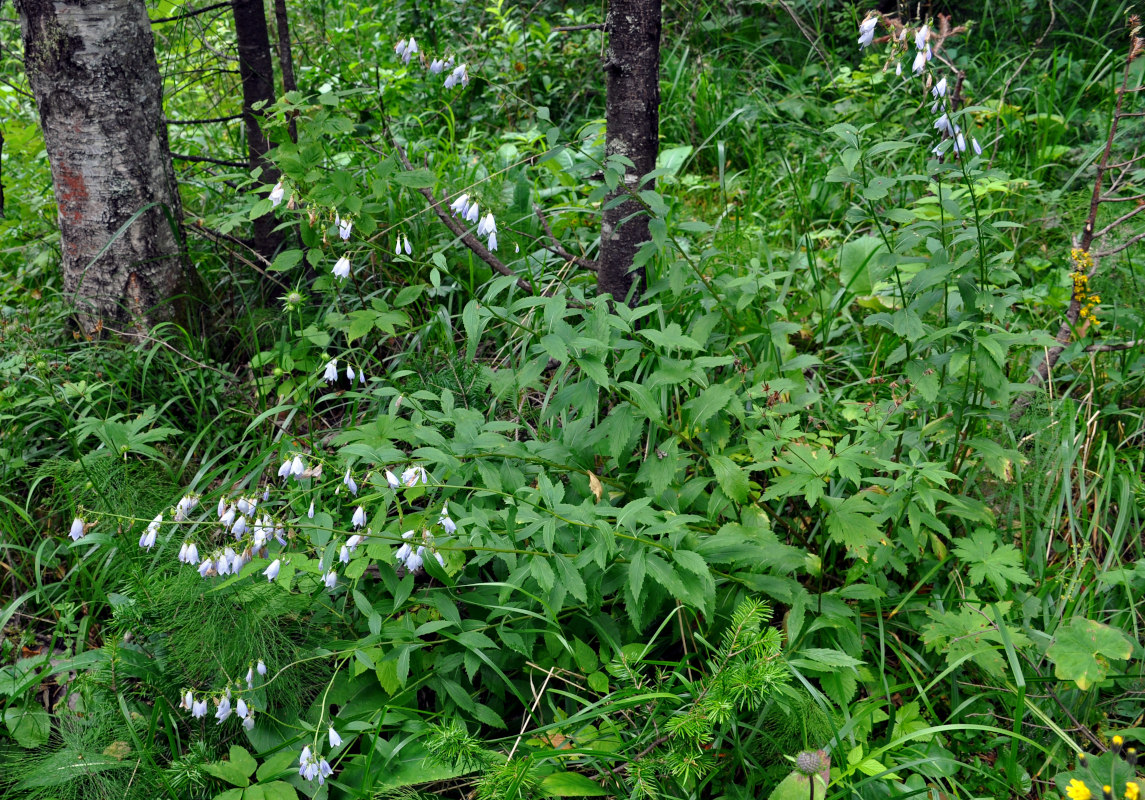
172,152 -> 248,168
388,133 -> 537,295
166,114 -> 244,125
534,204 -> 598,271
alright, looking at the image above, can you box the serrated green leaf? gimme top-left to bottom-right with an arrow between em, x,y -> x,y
953,529 -> 1032,593
709,454 -> 748,503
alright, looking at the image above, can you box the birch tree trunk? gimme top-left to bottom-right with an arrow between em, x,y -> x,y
16,0 -> 188,336
598,0 -> 661,304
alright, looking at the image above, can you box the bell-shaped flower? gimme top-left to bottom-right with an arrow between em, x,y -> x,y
434,550 -> 445,567
232,515 -> 248,537
450,193 -> 470,217
338,217 -> 352,241
198,557 -> 214,577
439,504 -> 457,534
174,494 -> 198,522
69,517 -> 86,541
257,659 -> 267,676
192,697 -> 208,718
246,666 -> 254,687
858,16 -> 877,49
488,231 -> 498,251
139,528 -> 158,549
346,364 -> 355,382
218,496 -> 228,518
912,49 -> 926,75
405,546 -> 425,572
895,60 -> 903,76
404,36 -> 418,63
278,458 -> 292,479
430,58 -> 446,74
395,39 -> 408,58
236,698 -> 249,718
323,359 -> 338,383
329,726 -> 342,747
914,24 -> 928,50
332,256 -> 351,281
339,544 -> 351,563
401,465 -> 429,487
215,696 -> 232,723
444,63 -> 468,89
464,201 -> 480,224
269,181 -> 285,207
385,469 -> 400,489
972,137 -> 983,156
291,455 -> 305,477
324,570 -> 338,590
351,506 -> 367,529
264,558 -> 282,582
395,530 -> 415,564
237,496 -> 255,515
932,77 -> 947,98
477,212 -> 495,238
243,713 -> 255,731
344,467 -> 358,496
308,500 -> 316,519
933,114 -> 956,138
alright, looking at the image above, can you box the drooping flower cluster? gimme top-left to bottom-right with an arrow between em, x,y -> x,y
139,513 -> 162,549
856,13 -> 984,159
394,37 -> 418,64
395,528 -> 446,572
395,232 -> 413,256
299,745 -> 334,784
181,666 -> 261,731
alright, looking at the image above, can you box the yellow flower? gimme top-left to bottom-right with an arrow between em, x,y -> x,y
1067,780 -> 1094,800
1126,782 -> 1139,800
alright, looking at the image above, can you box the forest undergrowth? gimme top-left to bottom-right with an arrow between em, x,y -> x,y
2,1 -> 1145,799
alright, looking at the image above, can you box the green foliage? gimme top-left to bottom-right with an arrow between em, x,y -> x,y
3,2 -> 1145,800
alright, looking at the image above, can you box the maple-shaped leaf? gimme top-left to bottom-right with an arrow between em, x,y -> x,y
921,602 -> 1032,677
952,529 -> 1032,594
824,494 -> 884,560
1047,617 -> 1133,690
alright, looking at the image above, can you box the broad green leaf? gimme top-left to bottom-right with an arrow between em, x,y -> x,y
540,771 -> 610,796
3,703 -> 50,748
1046,617 -> 1133,690
269,248 -> 305,272
767,769 -> 829,800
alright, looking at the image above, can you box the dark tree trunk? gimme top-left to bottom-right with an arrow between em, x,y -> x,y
16,0 -> 188,336
272,0 -> 298,143
233,0 -> 282,257
598,0 -> 661,305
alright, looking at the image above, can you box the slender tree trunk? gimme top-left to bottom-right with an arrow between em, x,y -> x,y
232,0 -> 282,257
0,129 -> 6,218
16,0 -> 188,336
272,0 -> 298,143
598,0 -> 661,305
